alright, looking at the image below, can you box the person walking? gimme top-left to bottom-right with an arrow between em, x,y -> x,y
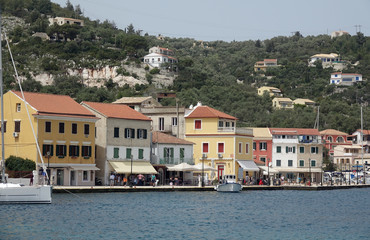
110,173 -> 115,186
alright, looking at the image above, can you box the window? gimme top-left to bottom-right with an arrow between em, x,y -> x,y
288,160 -> 293,167
45,122 -> 51,133
138,149 -> 144,159
172,117 -> 178,126
180,148 -> 185,160
159,117 -> 164,131
260,157 -> 266,163
114,127 -> 119,138
245,143 -> 249,154
299,160 -> 304,167
56,145 -> 66,158
327,136 -> 333,142
253,142 -> 256,151
164,147 -> 174,161
218,121 -> 224,128
276,160 -> 281,166
84,124 -> 89,135
72,123 -> 77,134
14,121 -> 21,132
195,120 -> 202,129
286,146 -> 295,153
311,160 -> 316,167
69,145 -> 79,157
300,146 -> 305,153
114,148 -> 119,158
125,128 -> 135,138
83,171 -> 88,181
42,144 -> 53,156
82,146 -> 92,158
260,142 -> 267,150
225,122 -> 230,128
276,146 -> 281,153
126,148 -> 132,159
238,143 -> 242,153
218,143 -> 224,153
16,103 -> 21,112
0,121 -> 7,133
202,143 -> 209,153
59,122 -> 65,133
336,136 -> 344,143
137,129 -> 147,139
311,147 -> 319,154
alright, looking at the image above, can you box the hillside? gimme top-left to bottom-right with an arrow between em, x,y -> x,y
1,0 -> 370,134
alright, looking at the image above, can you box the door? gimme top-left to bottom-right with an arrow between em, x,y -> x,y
217,165 -> 224,181
70,171 -> 76,186
57,169 -> 64,186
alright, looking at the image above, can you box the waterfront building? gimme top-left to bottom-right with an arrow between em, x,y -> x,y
151,131 -> 194,184
184,102 -> 255,181
250,128 -> 272,166
81,102 -> 156,185
270,128 -> 323,183
257,86 -> 282,97
1,91 -> 99,186
320,129 -> 352,156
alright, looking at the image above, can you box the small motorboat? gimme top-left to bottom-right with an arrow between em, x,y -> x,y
214,175 -> 242,192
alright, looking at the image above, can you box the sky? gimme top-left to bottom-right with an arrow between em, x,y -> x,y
51,0 -> 370,42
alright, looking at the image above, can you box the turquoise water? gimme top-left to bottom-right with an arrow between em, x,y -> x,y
1,189 -> 369,239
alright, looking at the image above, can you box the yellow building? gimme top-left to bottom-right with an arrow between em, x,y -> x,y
1,91 -> 98,186
184,103 -> 254,181
272,97 -> 294,109
257,86 -> 282,97
293,98 -> 315,107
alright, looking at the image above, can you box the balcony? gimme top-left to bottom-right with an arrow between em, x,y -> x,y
299,139 -> 322,144
218,127 -> 235,132
151,157 -> 194,165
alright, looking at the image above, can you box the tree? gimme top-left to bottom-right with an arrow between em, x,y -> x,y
5,156 -> 36,171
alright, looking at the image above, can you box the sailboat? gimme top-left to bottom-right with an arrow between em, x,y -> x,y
0,13 -> 52,203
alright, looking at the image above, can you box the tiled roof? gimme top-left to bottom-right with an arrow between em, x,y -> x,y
354,129 -> 370,135
152,131 -> 194,145
11,91 -> 96,118
250,128 -> 272,139
186,105 -> 237,120
275,97 -> 292,102
82,101 -> 151,121
320,129 -> 348,135
270,128 -> 320,136
113,96 -> 153,104
264,59 -> 277,62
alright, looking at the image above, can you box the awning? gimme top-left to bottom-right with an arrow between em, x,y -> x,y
272,167 -> 323,173
259,166 -> 279,174
71,166 -> 100,171
237,160 -> 259,172
109,161 -> 157,174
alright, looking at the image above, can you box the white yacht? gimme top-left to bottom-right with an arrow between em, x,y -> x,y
214,175 -> 242,192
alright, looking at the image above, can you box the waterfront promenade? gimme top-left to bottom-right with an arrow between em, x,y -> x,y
53,183 -> 370,193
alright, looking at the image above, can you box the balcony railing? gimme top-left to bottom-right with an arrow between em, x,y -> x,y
218,127 -> 235,132
151,157 -> 194,165
299,139 -> 322,144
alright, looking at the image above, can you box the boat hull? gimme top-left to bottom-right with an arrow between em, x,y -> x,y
215,183 -> 242,192
0,184 -> 52,204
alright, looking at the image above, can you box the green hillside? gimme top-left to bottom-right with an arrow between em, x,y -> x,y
1,0 -> 370,134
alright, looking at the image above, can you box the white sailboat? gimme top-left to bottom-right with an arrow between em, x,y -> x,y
0,14 -> 52,203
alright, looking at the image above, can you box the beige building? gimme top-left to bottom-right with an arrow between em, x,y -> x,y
48,17 -> 84,26
113,96 -> 161,112
257,86 -> 282,97
272,98 -> 294,109
254,59 -> 279,72
293,98 -> 315,107
333,145 -> 365,170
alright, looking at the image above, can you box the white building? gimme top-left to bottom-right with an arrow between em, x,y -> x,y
330,72 -> 363,85
143,46 -> 178,69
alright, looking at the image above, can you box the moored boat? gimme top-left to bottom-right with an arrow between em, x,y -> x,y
214,175 -> 242,192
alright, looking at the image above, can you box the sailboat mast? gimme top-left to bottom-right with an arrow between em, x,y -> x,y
0,11 -> 6,183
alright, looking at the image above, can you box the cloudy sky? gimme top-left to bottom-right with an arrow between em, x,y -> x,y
51,0 -> 370,42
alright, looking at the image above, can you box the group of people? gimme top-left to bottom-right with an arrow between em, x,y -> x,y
109,173 -> 158,187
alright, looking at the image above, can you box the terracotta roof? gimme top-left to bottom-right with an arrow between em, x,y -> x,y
354,129 -> 370,135
186,105 -> 237,120
270,128 -> 320,136
11,91 -> 96,118
113,96 -> 153,104
82,102 -> 151,121
320,129 -> 348,135
152,131 -> 194,145
264,59 -> 277,62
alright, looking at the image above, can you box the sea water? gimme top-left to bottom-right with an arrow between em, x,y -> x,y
1,189 -> 369,239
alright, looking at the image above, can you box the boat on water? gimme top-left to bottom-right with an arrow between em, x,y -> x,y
214,175 -> 242,192
0,14 -> 52,203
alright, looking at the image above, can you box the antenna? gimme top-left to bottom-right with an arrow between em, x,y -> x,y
354,25 -> 362,33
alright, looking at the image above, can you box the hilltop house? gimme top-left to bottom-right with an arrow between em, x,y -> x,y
254,59 -> 279,72
184,103 -> 255,181
331,30 -> 350,39
257,86 -> 282,97
293,98 -> 315,107
270,128 -> 323,184
1,91 -> 99,186
48,17 -> 84,26
81,102 -> 156,185
151,131 -> 194,185
272,97 -> 294,109
309,53 -> 347,70
143,46 -> 178,70
330,72 -> 362,86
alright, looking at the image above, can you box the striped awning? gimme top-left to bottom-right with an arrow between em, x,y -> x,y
109,161 -> 157,174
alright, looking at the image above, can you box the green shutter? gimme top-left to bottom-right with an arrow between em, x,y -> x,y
50,145 -> 54,156
114,148 -> 119,158
126,148 -> 131,159
143,129 -> 147,139
139,149 -> 143,159
77,146 -> 80,157
293,147 -> 295,153
286,146 -> 288,153
180,148 -> 185,159
43,145 -> 46,156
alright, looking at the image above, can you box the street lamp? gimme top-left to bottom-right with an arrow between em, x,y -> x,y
201,155 -> 205,187
267,158 -> 270,186
47,151 -> 50,185
130,154 -> 133,188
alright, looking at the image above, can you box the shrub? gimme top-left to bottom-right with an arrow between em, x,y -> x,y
5,156 -> 36,171
149,68 -> 160,74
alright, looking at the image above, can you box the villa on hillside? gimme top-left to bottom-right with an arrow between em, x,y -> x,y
309,53 -> 347,70
272,97 -> 294,109
48,17 -> 84,26
293,98 -> 315,107
143,46 -> 178,70
331,30 -> 350,39
257,86 -> 282,97
254,59 -> 279,72
330,72 -> 362,86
